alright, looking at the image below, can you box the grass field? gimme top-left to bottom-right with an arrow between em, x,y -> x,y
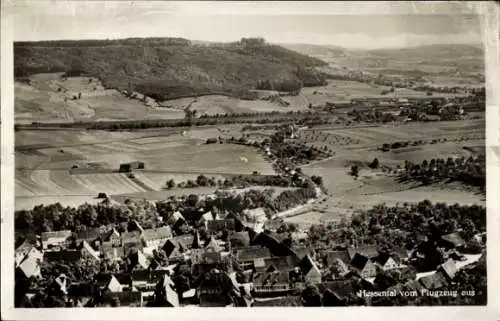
288,119 -> 485,226
162,94 -> 309,115
15,127 -> 275,210
284,185 -> 485,227
15,74 -> 188,124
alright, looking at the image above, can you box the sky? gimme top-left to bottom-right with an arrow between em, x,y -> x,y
4,1 -> 485,49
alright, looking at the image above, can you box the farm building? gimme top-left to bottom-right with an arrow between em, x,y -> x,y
119,161 -> 145,172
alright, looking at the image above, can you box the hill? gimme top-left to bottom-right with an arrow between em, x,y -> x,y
280,43 -> 348,57
363,44 -> 484,60
14,37 -> 328,100
285,43 -> 484,78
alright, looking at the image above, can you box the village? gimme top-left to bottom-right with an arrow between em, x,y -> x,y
10,5 -> 489,311
14,182 -> 486,307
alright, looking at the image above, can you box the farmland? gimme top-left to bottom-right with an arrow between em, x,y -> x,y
14,40 -> 485,221
14,127 -> 275,210
15,73 -> 186,124
283,118 -> 486,225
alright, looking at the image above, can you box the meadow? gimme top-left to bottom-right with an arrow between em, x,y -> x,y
14,127 -> 275,210
288,119 -> 486,226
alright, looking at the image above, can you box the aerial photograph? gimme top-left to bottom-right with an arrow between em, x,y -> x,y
11,1 -> 486,308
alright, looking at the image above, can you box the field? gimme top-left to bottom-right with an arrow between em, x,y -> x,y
161,94 -> 309,115
15,127 -> 275,210
287,119 -> 485,226
15,73 -> 186,124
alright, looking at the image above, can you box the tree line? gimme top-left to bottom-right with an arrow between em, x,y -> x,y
398,156 -> 485,191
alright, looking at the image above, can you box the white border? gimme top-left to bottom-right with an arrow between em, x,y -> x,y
1,2 -> 499,320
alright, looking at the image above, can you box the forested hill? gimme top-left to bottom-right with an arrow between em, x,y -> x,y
14,37 -> 328,100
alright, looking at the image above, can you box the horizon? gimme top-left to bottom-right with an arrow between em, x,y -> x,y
13,36 -> 485,52
5,1 -> 484,50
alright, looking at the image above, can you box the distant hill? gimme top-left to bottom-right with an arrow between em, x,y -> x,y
282,43 -> 483,60
363,44 -> 484,60
14,37 -> 327,100
280,43 -> 348,57
281,43 -> 484,75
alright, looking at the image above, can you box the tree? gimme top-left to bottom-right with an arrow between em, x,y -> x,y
302,284 -> 322,307
166,179 -> 176,189
350,165 -> 359,179
369,158 -> 380,169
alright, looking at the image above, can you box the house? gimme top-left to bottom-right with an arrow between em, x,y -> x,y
102,291 -> 143,307
299,255 -> 322,284
243,207 -> 267,222
121,231 -> 144,251
373,253 -> 400,270
96,274 -> 125,294
15,244 -> 43,268
75,227 -> 103,244
162,235 -> 193,262
473,232 -> 486,245
204,236 -> 223,253
101,243 -> 126,261
403,280 -> 424,293
291,245 -> 312,261
41,230 -> 72,250
81,240 -> 101,262
142,226 -> 172,248
350,253 -> 378,279
412,240 -> 444,271
128,220 -> 145,234
100,228 -> 121,247
322,288 -> 346,306
44,250 -> 83,263
290,231 -> 308,243
263,220 -> 283,232
438,259 -> 458,280
439,233 -> 466,250
191,249 -> 225,265
353,245 -> 380,259
346,245 -> 357,261
419,271 -> 448,290
242,221 -> 264,235
206,219 -> 236,234
256,256 -> 298,273
47,274 -> 69,297
181,288 -> 198,305
373,272 -> 398,290
128,250 -> 150,271
197,272 -> 236,307
224,212 -> 245,232
191,251 -> 230,276
391,247 -> 410,264
155,274 -> 180,307
168,211 -> 186,227
318,280 -> 359,306
229,231 -> 250,249
15,254 -> 42,279
236,246 -> 272,270
250,232 -> 296,257
198,211 -> 219,227
15,241 -> 41,267
68,282 -> 94,307
326,250 -> 351,270
252,271 -> 290,294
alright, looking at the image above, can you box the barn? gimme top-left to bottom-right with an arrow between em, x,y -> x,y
119,161 -> 145,172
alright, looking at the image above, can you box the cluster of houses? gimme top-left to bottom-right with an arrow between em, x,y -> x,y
15,203 -> 486,307
15,209 -> 318,307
